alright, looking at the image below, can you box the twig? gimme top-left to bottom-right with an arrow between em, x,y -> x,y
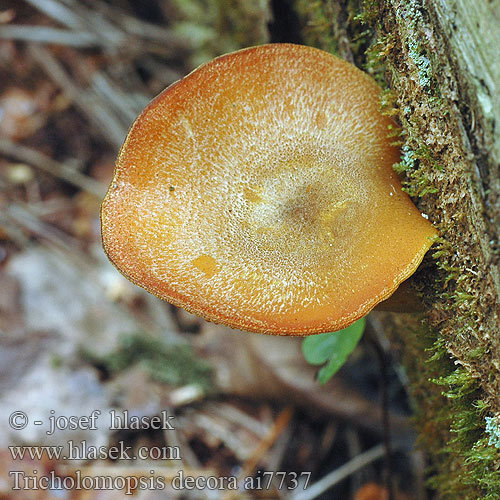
0,137 -> 105,198
23,0 -> 185,54
239,407 -> 293,479
91,71 -> 142,124
185,412 -> 252,462
24,0 -> 125,46
163,406 -> 201,469
204,402 -> 269,437
0,215 -> 31,247
222,407 -> 293,500
0,25 -> 112,48
346,426 -> 364,498
92,0 -> 189,48
366,320 -> 395,500
265,423 -> 293,500
288,444 -> 386,500
23,0 -> 85,30
28,44 -> 128,149
317,422 -> 338,463
5,202 -> 80,252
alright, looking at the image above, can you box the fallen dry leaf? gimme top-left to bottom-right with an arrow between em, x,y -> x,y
195,323 -> 411,437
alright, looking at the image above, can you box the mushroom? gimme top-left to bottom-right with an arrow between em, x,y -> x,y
101,44 -> 437,335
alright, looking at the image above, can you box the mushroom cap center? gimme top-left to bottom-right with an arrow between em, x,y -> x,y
101,44 -> 437,335
228,144 -> 361,266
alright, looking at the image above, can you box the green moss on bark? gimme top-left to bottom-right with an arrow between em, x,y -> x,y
292,0 -> 375,68
404,320 -> 500,499
361,0 -> 500,497
287,0 -> 500,497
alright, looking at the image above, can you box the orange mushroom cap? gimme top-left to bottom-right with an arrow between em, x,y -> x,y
101,44 -> 437,335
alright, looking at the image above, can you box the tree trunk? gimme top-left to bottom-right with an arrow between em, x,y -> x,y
292,0 -> 500,497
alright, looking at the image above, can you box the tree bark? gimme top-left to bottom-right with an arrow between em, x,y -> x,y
292,0 -> 500,497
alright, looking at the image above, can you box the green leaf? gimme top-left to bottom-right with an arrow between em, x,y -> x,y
301,317 -> 366,384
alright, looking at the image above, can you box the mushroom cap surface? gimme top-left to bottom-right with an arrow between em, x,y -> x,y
101,44 -> 437,335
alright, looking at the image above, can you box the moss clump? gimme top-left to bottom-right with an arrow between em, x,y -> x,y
292,0 -> 376,69
392,144 -> 439,198
292,0 -> 340,54
171,0 -> 271,68
85,333 -> 214,394
430,367 -> 500,498
403,322 -> 500,499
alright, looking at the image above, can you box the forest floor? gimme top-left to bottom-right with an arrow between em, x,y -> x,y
0,1 -> 430,499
